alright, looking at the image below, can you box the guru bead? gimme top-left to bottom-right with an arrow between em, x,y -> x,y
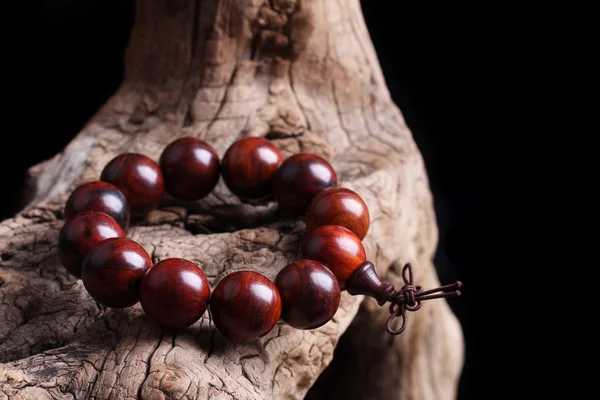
209,271 -> 281,342
64,181 -> 130,229
273,153 -> 338,214
58,211 -> 125,278
300,225 -> 366,289
81,237 -> 153,308
140,258 -> 211,330
305,186 -> 370,240
221,137 -> 283,200
275,260 -> 341,330
159,137 -> 220,201
100,153 -> 165,217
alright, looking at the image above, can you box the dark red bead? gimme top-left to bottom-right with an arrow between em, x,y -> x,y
221,137 -> 283,200
159,137 -> 220,201
275,260 -> 341,330
140,258 -> 210,330
58,211 -> 125,278
299,225 -> 366,290
209,271 -> 281,342
273,153 -> 338,214
64,181 -> 130,229
305,186 -> 370,240
100,153 -> 164,217
81,237 -> 153,308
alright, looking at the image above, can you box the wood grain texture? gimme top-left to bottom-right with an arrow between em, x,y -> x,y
0,0 -> 464,399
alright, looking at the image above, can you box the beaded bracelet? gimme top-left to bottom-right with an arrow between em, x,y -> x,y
57,136 -> 462,342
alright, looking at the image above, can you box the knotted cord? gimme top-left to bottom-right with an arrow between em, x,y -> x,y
385,263 -> 462,335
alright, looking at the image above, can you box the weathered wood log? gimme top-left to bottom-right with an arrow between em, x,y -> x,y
0,1 -> 464,399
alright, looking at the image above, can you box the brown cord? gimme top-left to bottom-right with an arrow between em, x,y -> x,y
385,263 -> 462,335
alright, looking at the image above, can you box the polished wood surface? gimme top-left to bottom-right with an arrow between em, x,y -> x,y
275,260 -> 341,329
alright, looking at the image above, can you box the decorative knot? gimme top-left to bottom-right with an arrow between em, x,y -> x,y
385,263 -> 462,335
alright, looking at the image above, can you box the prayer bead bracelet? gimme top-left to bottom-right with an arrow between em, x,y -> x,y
58,136 -> 462,342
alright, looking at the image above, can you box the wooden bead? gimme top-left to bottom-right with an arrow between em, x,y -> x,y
305,186 -> 370,240
209,271 -> 281,342
100,153 -> 164,217
221,137 -> 283,200
275,260 -> 341,330
58,211 -> 125,278
273,153 -> 338,214
81,237 -> 152,308
159,137 -> 220,201
140,258 -> 210,330
64,181 -> 130,229
300,225 -> 366,290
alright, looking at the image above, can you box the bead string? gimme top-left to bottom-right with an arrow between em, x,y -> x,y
385,263 -> 462,335
57,136 -> 463,342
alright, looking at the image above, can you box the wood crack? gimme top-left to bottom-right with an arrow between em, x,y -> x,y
137,330 -> 164,400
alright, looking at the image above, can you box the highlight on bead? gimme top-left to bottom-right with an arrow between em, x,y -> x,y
305,186 -> 370,240
81,237 -> 153,309
221,137 -> 283,200
100,153 -> 165,217
300,224 -> 366,290
140,258 -> 211,330
275,259 -> 341,330
64,181 -> 130,229
159,137 -> 220,201
273,153 -> 338,214
209,270 -> 282,342
58,210 -> 126,278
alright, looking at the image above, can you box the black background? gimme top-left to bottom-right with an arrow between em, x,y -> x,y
4,1 -> 585,399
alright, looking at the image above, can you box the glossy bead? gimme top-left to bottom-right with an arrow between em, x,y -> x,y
221,137 -> 283,200
300,225 -> 366,290
64,181 -> 130,229
305,186 -> 370,240
100,153 -> 164,217
140,258 -> 210,330
159,137 -> 220,201
81,237 -> 153,308
209,271 -> 281,342
275,260 -> 341,330
273,153 -> 338,214
58,211 -> 125,278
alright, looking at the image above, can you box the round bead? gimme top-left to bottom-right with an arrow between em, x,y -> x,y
275,260 -> 341,330
221,137 -> 283,200
64,181 -> 130,229
58,211 -> 125,278
305,186 -> 370,240
209,271 -> 281,342
140,258 -> 211,330
159,137 -> 220,201
100,153 -> 165,217
81,237 -> 153,308
299,225 -> 366,289
273,153 -> 338,214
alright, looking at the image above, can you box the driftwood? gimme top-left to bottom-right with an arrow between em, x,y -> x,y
0,0 -> 464,399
